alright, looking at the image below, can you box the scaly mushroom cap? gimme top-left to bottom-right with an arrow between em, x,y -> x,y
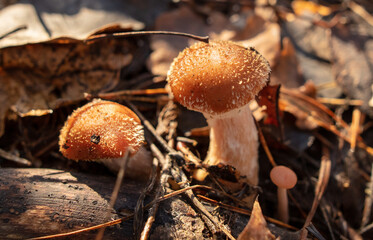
270,166 -> 297,189
167,40 -> 270,115
59,99 -> 144,161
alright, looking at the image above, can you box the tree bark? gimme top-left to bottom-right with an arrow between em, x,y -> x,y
0,168 -> 145,240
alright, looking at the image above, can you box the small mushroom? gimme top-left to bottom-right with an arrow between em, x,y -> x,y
59,99 -> 152,180
167,40 -> 270,185
270,165 -> 297,223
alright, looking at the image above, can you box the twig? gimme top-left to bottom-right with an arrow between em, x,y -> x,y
0,148 -> 32,166
281,88 -> 350,130
86,31 -> 209,43
176,136 -> 198,146
30,216 -> 132,240
85,88 -> 168,100
349,108 -> 362,152
125,100 -> 235,239
317,97 -> 363,106
254,119 -> 277,167
95,150 -> 130,240
31,184 -> 234,240
301,145 -> 332,238
197,195 -> 298,230
135,157 -> 159,239
348,0 -> 373,26
281,89 -> 373,155
320,200 -> 336,240
360,222 -> 373,235
124,100 -> 183,159
360,163 -> 373,229
139,147 -> 167,240
176,141 -> 203,168
0,25 -> 27,39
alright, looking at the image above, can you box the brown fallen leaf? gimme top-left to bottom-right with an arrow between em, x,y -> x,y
331,21 -> 373,116
257,84 -> 281,127
291,0 -> 334,17
237,198 -> 276,240
0,1 -> 152,48
147,5 -> 232,76
148,5 -> 281,76
0,26 -> 140,137
230,13 -> 281,67
279,87 -> 334,131
271,37 -> 304,88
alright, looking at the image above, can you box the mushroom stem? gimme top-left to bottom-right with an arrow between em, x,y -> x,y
277,187 -> 289,223
101,146 -> 152,180
203,105 -> 258,185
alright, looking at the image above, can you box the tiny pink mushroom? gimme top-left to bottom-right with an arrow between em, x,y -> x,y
270,165 -> 297,223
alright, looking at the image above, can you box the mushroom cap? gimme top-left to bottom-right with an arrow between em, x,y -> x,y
59,99 -> 144,161
270,166 -> 297,189
167,40 -> 270,115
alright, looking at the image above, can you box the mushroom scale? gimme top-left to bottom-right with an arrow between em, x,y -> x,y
59,99 -> 144,161
167,40 -> 270,116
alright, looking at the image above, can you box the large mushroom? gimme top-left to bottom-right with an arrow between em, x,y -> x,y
59,99 -> 152,180
167,40 -> 270,185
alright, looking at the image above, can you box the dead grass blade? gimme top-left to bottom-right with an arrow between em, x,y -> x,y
0,148 -> 32,166
85,88 -> 168,100
301,145 -> 331,238
281,88 -> 373,155
86,30 -> 209,43
95,150 -> 130,240
197,194 -> 298,231
360,163 -> 373,229
349,108 -> 363,152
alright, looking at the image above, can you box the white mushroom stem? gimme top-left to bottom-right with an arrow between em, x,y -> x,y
202,104 -> 259,185
277,187 -> 289,223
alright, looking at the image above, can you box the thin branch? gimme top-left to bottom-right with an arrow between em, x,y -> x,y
0,25 -> 27,40
139,148 -> 167,240
360,163 -> 373,229
86,31 -> 209,43
0,148 -> 32,166
135,157 -> 159,239
197,195 -> 298,231
31,184 -> 235,240
124,100 -> 182,158
254,119 -> 277,167
84,88 -> 168,100
95,150 -> 130,240
301,145 -> 332,238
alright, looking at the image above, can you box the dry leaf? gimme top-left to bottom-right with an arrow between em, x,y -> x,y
230,14 -> 281,67
0,28 -> 138,137
147,5 -> 232,76
257,84 -> 281,127
271,37 -> 303,88
280,87 -> 333,130
238,198 -> 276,240
331,22 -> 373,116
0,0 -> 149,48
148,6 -> 280,75
292,0 -> 333,17
282,9 -> 340,98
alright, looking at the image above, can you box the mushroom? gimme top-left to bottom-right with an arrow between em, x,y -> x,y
167,40 -> 270,185
59,99 -> 152,180
270,165 -> 297,223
